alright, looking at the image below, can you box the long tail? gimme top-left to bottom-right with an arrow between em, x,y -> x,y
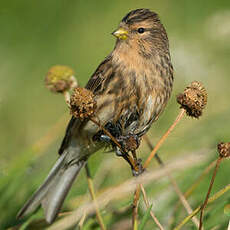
17,151 -> 85,223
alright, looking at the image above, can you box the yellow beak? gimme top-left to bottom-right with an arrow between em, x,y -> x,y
112,28 -> 128,40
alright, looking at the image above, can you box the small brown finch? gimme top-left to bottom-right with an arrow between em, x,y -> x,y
17,8 -> 173,223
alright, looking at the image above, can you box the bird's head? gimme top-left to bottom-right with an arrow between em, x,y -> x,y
112,9 -> 169,57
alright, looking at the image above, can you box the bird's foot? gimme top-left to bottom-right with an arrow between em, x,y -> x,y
132,158 -> 145,177
93,130 -> 143,176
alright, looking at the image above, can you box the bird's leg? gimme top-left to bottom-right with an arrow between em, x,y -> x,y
93,123 -> 144,175
116,135 -> 144,176
132,157 -> 144,176
97,134 -> 140,174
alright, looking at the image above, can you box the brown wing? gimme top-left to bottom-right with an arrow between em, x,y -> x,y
58,55 -> 113,155
85,55 -> 113,93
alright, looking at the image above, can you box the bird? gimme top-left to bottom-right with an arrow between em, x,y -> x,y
17,8 -> 174,224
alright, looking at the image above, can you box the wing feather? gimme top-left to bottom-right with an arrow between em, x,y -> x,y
59,55 -> 113,154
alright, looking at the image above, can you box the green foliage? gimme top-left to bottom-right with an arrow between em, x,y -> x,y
139,205 -> 152,230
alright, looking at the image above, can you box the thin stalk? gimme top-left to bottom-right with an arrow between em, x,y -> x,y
132,184 -> 141,230
173,183 -> 230,230
184,160 -> 216,199
144,109 -> 185,169
85,164 -> 106,230
78,211 -> 87,229
131,109 -> 185,230
63,91 -> 70,106
171,159 -> 216,226
144,134 -> 200,229
199,157 -> 222,230
90,117 -> 138,171
140,184 -> 165,230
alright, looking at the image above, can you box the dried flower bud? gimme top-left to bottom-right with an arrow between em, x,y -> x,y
70,87 -> 96,119
45,65 -> 78,93
217,142 -> 230,158
177,81 -> 207,118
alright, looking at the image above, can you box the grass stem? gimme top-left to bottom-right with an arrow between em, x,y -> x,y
85,163 -> 106,230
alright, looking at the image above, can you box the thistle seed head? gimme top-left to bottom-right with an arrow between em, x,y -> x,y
70,87 -> 96,119
45,65 -> 78,93
217,142 -> 230,158
177,81 -> 207,118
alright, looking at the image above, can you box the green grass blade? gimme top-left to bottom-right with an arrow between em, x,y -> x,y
139,204 -> 153,230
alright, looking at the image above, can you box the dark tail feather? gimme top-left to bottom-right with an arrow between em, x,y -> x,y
17,152 -> 85,223
42,160 -> 85,223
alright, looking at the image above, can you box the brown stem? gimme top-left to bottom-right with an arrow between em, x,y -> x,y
90,117 -> 122,149
131,109 -> 185,230
132,184 -> 141,230
173,183 -> 230,230
63,91 -> 70,106
199,157 -> 222,230
91,116 -> 141,229
140,184 -> 165,230
184,160 -> 216,199
170,159 -> 216,227
143,109 -> 185,169
143,135 -> 163,165
90,117 -> 138,172
144,134 -> 200,229
78,211 -> 87,229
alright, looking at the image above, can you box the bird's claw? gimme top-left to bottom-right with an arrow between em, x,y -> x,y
132,158 -> 145,177
93,130 -> 143,176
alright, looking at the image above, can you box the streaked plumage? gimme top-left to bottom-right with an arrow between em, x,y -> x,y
17,8 -> 173,223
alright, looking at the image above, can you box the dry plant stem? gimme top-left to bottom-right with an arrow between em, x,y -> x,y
199,157 -> 222,230
170,173 -> 200,229
90,117 -> 138,171
131,109 -> 185,230
228,220 -> 230,230
140,184 -> 165,230
184,160 -> 216,199
85,163 -> 106,230
144,135 -> 200,229
131,150 -> 141,230
47,154 -> 208,230
78,211 -> 87,229
174,183 -> 230,230
143,109 -> 185,169
132,184 -> 141,230
90,117 -> 122,148
143,135 -> 163,165
171,159 -> 216,223
63,91 -> 70,106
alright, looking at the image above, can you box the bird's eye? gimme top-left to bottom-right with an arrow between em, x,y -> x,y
137,28 -> 145,33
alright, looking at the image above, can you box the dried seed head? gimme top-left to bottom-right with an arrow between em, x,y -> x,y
70,87 -> 96,119
177,81 -> 207,118
217,142 -> 230,158
45,65 -> 78,93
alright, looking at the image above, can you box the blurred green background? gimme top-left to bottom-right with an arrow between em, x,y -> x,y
1,0 -> 230,229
